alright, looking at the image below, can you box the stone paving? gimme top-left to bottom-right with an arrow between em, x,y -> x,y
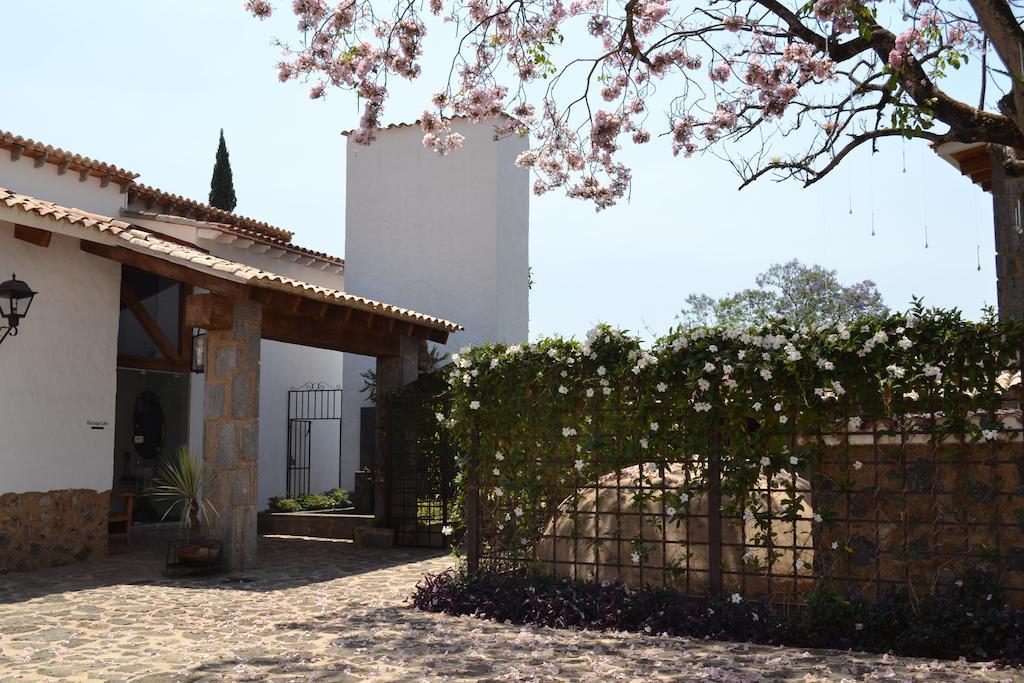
0,532 -> 1022,682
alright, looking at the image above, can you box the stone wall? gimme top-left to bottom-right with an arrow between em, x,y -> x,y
816,435 -> 1024,605
0,489 -> 108,573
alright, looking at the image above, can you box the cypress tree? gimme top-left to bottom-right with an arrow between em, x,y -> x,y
208,129 -> 237,212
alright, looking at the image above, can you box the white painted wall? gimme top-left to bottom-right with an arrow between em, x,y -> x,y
339,117 -> 530,489
0,155 -> 126,218
0,224 -> 121,493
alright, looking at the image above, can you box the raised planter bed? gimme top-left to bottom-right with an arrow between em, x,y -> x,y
257,508 -> 374,540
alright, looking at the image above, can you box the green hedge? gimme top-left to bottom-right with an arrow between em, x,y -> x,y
266,488 -> 351,513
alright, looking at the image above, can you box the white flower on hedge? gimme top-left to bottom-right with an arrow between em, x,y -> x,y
441,525 -> 453,536
562,427 -> 577,437
698,378 -> 711,391
774,402 -> 782,412
495,451 -> 504,460
492,468 -> 500,476
586,388 -> 595,398
743,510 -> 754,522
679,492 -> 690,503
855,622 -> 864,631
494,487 -> 504,497
832,381 -> 846,396
730,593 -> 743,604
506,344 -> 521,355
790,456 -> 799,465
852,460 -> 863,470
574,459 -> 585,471
597,365 -> 607,376
704,362 -> 716,373
924,364 -> 943,381
813,513 -> 823,523
666,506 -> 677,517
760,368 -> 772,381
897,336 -> 914,350
760,456 -> 771,467
982,429 -> 999,441
514,507 -> 524,517
656,382 -> 668,392
886,364 -> 906,379
752,402 -> 762,411
722,364 -> 733,375
603,387 -> 613,395
779,415 -> 789,424
435,412 -> 445,422
547,348 -> 558,358
631,552 -> 641,564
831,541 -> 839,550
849,416 -> 863,431
650,422 -> 659,432
639,437 -> 649,449
742,551 -> 754,563
469,400 -> 481,410
490,358 -> 499,369
724,379 -> 738,389
795,559 -> 806,571
694,401 -> 711,412
558,385 -> 568,394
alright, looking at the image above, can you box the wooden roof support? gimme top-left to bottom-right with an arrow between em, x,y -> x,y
184,293 -> 234,331
13,224 -> 51,248
33,153 -> 47,169
120,280 -> 181,361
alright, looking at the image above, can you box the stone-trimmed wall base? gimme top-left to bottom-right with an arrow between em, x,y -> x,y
0,489 -> 108,573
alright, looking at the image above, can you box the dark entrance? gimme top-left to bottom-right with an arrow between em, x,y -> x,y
286,382 -> 342,498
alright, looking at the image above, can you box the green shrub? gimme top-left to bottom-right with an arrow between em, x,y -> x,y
267,489 -> 352,512
266,497 -> 301,513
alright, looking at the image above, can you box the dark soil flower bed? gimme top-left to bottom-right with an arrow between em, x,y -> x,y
411,569 -> 1024,665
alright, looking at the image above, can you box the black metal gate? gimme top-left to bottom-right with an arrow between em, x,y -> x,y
286,382 -> 342,498
379,392 -> 457,548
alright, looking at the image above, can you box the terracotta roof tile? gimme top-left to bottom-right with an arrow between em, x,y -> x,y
0,130 -> 138,185
129,183 -> 294,241
0,187 -> 460,334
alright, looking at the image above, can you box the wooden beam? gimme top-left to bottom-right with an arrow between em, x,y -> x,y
80,240 -> 250,299
184,293 -> 234,331
78,168 -> 89,182
9,145 -> 22,161
56,161 -> 68,176
13,224 -> 51,248
33,153 -> 47,169
120,280 -> 181,361
117,354 -> 191,374
261,307 -> 401,356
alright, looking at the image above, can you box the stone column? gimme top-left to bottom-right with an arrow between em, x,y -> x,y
989,145 -> 1024,320
203,299 -> 261,573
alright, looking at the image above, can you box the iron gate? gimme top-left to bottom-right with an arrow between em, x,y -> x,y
286,382 -> 342,498
380,392 -> 457,548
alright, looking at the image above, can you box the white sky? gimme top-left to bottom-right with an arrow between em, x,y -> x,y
1,1 -> 996,341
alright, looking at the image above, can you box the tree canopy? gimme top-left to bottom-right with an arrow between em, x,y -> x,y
246,0 -> 1023,209
678,260 -> 889,328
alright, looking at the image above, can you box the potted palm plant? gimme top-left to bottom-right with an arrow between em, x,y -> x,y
147,446 -> 220,567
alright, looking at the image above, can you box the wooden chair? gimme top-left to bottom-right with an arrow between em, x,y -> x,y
109,491 -> 136,545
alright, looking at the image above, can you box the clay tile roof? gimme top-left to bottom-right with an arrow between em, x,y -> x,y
0,186 -> 459,334
128,183 -> 294,241
341,113 -> 516,137
0,130 -> 139,185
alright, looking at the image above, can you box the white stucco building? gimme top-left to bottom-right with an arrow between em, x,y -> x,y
0,117 -> 528,572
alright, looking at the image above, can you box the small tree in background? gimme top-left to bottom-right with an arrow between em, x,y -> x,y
679,260 -> 889,329
208,129 -> 237,212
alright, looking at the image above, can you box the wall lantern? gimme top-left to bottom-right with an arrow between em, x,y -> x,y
191,330 -> 207,374
0,273 -> 36,345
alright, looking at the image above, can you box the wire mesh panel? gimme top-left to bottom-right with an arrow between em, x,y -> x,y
380,392 -> 457,548
465,403 -> 1024,607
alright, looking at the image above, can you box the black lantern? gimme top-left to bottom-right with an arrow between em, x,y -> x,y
0,273 -> 36,345
191,330 -> 207,373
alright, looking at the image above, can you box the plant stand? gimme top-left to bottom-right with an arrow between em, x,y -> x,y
163,539 -> 223,577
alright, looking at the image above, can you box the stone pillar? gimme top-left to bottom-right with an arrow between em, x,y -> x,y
373,336 -> 423,526
203,299 -> 261,573
989,145 -> 1024,320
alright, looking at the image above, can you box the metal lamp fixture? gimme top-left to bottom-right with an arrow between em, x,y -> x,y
191,330 -> 207,374
0,273 -> 36,345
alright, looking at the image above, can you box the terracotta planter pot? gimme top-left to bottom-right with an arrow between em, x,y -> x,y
176,543 -> 220,567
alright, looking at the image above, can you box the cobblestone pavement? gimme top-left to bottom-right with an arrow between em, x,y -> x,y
0,533 -> 1021,682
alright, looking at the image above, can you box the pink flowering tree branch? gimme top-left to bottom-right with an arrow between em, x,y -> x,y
246,0 -> 1024,209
